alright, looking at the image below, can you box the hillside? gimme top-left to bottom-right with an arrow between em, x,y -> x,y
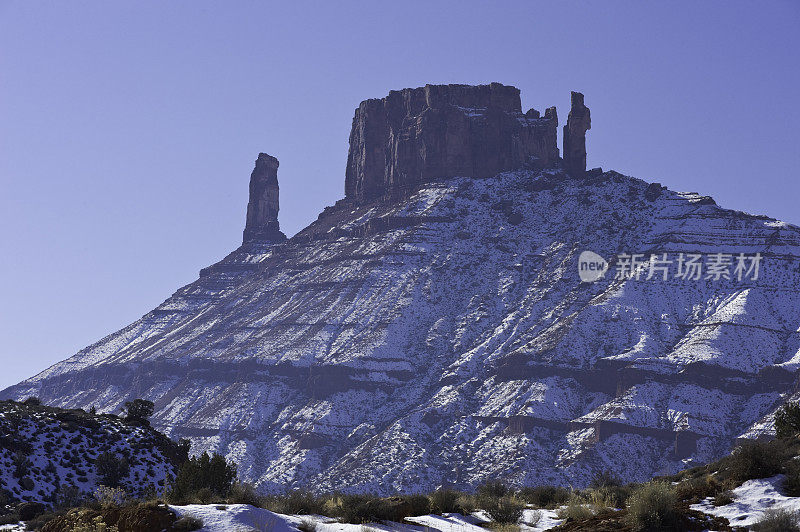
3,83 -> 799,494
0,399 -> 186,507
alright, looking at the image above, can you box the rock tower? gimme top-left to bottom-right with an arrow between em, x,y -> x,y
563,91 -> 591,176
243,153 -> 286,243
344,83 -> 560,202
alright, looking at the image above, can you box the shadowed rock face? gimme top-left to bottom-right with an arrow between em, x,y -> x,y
344,83 -> 559,202
563,91 -> 591,176
243,153 -> 286,243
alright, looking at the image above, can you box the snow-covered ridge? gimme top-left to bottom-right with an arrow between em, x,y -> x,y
0,400 -> 182,505
3,167 -> 800,493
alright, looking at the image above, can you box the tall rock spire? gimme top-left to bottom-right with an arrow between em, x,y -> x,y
243,153 -> 286,244
563,91 -> 591,176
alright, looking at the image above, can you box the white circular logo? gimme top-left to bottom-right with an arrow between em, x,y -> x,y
578,251 -> 608,283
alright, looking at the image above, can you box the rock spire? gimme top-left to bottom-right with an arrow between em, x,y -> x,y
563,91 -> 591,176
243,153 -> 286,243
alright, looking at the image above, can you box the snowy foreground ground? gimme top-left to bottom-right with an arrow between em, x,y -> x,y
170,505 -> 561,532
691,475 -> 800,529
1,482 -> 798,532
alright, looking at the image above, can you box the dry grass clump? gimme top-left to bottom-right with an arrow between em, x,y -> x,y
751,508 -> 800,532
625,481 -> 678,531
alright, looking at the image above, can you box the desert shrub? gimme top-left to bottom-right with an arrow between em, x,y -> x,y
296,519 -> 317,532
263,490 -> 325,515
752,508 -> 800,531
556,495 -> 593,521
477,480 -> 510,498
775,402 -> 800,438
166,452 -> 237,504
325,494 -> 377,523
95,452 -> 130,488
192,487 -> 217,504
521,509 -> 541,527
516,485 -> 570,508
122,399 -> 154,426
784,459 -> 800,496
483,495 -> 525,524
23,510 -> 66,530
17,501 -> 46,521
585,486 -> 622,510
325,494 -> 428,523
173,515 -> 204,531
404,494 -> 431,517
429,489 -> 461,514
93,486 -> 129,508
0,513 -> 20,526
723,439 -> 785,483
590,470 -> 622,489
712,490 -> 734,507
13,451 -> 31,479
227,482 -> 264,506
454,494 -> 475,514
625,481 -> 678,531
674,474 -> 724,502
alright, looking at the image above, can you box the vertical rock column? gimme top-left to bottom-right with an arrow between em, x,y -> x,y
243,153 -> 286,244
563,91 -> 591,176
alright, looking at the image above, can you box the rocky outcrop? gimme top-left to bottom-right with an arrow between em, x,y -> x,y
243,153 -> 286,243
344,83 -> 559,202
563,91 -> 591,176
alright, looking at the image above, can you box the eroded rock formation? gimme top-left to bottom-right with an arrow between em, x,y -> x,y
563,91 -> 591,176
243,153 -> 286,243
344,83 -> 559,202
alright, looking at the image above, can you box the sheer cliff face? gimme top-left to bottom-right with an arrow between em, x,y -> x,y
4,84 -> 800,494
344,83 -> 559,202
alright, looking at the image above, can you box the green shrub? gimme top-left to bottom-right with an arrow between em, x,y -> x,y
483,495 -> 525,524
556,495 -> 593,521
122,399 -> 154,426
477,480 -> 510,498
752,508 -> 800,531
776,403 -> 800,439
227,482 -> 264,506
625,481 -> 678,531
325,494 -> 428,524
13,451 -> 31,479
785,459 -> 800,496
94,452 -> 130,488
586,484 -> 631,510
516,485 -> 570,508
590,470 -> 622,489
723,440 -> 785,483
429,489 -> 460,514
166,452 -> 237,504
674,474 -> 725,502
263,490 -> 325,515
0,513 -> 20,526
712,490 -> 734,507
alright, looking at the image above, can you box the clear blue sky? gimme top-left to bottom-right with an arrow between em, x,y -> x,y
1,1 -> 798,390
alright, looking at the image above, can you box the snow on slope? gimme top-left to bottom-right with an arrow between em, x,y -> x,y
691,475 -> 800,528
0,401 -> 180,505
3,168 -> 800,493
